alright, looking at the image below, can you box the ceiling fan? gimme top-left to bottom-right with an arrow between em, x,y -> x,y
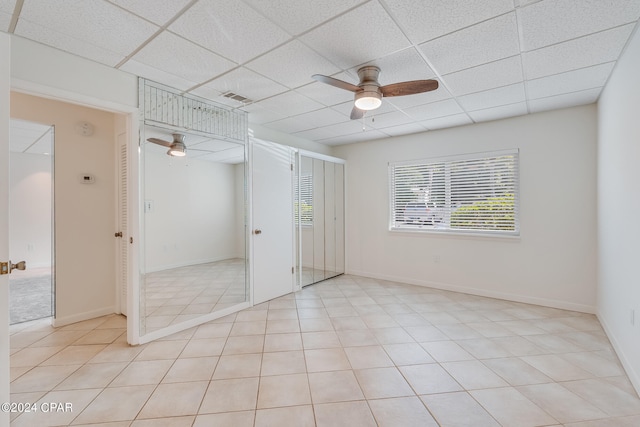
312,66 -> 439,119
146,133 -> 189,157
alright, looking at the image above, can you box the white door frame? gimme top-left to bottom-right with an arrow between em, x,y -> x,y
1,32 -> 12,427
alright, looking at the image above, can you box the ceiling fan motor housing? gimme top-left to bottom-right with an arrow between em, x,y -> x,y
355,66 -> 383,110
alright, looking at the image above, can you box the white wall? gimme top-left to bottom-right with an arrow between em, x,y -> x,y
597,27 -> 640,394
11,92 -> 118,325
333,105 -> 598,312
143,150 -> 241,272
9,152 -> 52,268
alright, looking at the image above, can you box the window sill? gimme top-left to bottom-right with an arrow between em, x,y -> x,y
389,226 -> 520,241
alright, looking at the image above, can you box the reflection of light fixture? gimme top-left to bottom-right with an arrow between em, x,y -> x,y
167,133 -> 187,157
354,88 -> 382,111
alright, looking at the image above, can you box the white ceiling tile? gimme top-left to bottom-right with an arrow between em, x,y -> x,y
196,67 -> 288,103
168,0 -> 291,64
129,31 -> 236,85
296,80 -> 355,107
243,104 -> 288,125
527,62 -> 614,99
317,120 -> 367,138
528,87 -> 601,113
457,83 -> 526,111
405,99 -> 464,121
10,119 -> 52,153
518,0 -> 640,51
375,122 -> 428,137
294,127 -> 341,141
264,116 -> 317,134
0,0 -> 14,32
300,1 -> 411,69
356,48 -> 437,85
255,91 -> 324,117
367,110 -> 414,129
419,13 -> 520,75
522,24 -> 634,79
18,0 -> 158,55
320,128 -> 389,145
243,0 -> 366,36
421,113 -> 473,130
442,55 -> 524,96
384,0 -> 515,44
267,107 -> 346,134
107,0 -> 192,26
119,60 -> 198,92
468,102 -> 528,122
245,40 -> 341,89
15,18 -> 126,66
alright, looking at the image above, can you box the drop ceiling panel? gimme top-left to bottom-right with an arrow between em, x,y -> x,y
421,113 -> 473,130
196,67 -> 288,103
168,0 -> 291,64
243,0 -> 366,36
294,126 -> 345,142
300,1 -> 411,70
518,0 -> 640,51
419,13 -> 520,75
320,128 -> 388,145
0,0 -> 14,32
468,102 -> 528,123
457,83 -> 526,112
442,56 -> 524,96
384,0 -> 514,44
317,120 -> 367,139
366,110 -> 414,130
107,0 -> 193,26
527,63 -> 614,100
129,31 -> 236,86
17,0 -> 158,56
14,18 -> 125,66
10,119 -> 52,153
120,60 -> 198,92
245,40 -> 341,89
243,104 -> 287,125
529,87 -> 601,113
405,99 -> 464,121
522,24 -> 635,80
257,91 -> 325,117
377,122 -> 428,137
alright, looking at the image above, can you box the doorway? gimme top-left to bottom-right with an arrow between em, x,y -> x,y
8,119 -> 54,324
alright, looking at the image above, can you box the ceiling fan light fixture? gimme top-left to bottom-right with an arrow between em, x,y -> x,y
354,90 -> 382,111
168,141 -> 187,157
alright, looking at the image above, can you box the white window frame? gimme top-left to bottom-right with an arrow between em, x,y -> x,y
389,149 -> 520,236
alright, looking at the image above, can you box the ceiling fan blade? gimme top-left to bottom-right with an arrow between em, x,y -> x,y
380,80 -> 439,97
312,74 -> 361,93
350,106 -> 365,120
146,138 -> 172,147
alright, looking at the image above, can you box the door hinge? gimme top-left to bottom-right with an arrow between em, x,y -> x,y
291,163 -> 293,171
0,262 -> 7,275
292,266 -> 294,274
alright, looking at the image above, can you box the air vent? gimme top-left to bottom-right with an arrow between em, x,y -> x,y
222,91 -> 253,104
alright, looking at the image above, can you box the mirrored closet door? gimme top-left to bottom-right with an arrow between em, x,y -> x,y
296,152 -> 345,287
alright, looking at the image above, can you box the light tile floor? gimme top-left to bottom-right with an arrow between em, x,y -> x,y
8,275 -> 640,426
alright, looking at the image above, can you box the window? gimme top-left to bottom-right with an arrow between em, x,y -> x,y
389,149 -> 519,235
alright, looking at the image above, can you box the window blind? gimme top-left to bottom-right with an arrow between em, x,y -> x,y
389,149 -> 519,235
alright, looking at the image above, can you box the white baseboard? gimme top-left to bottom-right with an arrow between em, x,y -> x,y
52,306 -> 116,327
346,269 -> 596,314
597,312 -> 640,398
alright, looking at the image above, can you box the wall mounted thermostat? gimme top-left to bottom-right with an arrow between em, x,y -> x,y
79,173 -> 95,184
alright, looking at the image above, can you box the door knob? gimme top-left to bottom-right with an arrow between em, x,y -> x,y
11,261 -> 26,273
1,260 -> 27,275
254,229 -> 262,235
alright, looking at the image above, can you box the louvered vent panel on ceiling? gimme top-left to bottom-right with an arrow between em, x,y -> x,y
139,78 -> 248,144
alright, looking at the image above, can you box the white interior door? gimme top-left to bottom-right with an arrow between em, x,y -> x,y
252,139 -> 294,305
1,32 -> 11,426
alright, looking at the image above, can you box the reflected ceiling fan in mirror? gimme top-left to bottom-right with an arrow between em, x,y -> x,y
312,66 -> 439,120
146,133 -> 189,157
